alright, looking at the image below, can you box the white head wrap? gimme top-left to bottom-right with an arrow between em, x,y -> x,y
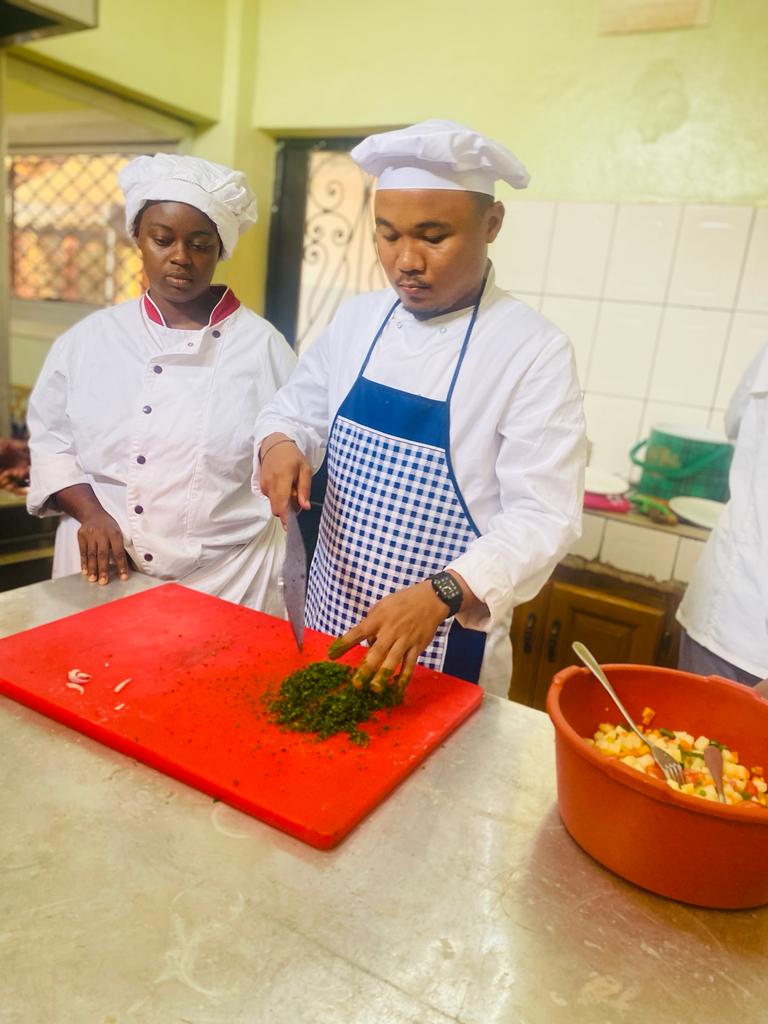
351,119 -> 530,196
118,154 -> 257,260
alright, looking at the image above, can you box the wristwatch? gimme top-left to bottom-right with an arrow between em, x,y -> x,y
430,571 -> 463,618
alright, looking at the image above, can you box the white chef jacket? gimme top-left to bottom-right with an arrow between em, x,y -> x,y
252,266 -> 586,695
677,342 -> 768,678
27,289 -> 296,613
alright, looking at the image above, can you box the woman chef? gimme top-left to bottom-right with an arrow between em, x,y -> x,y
27,154 -> 296,613
254,121 -> 586,696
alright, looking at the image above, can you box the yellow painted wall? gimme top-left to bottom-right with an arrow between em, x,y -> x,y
253,0 -> 768,205
195,0 -> 275,313
13,0 -> 227,124
11,0 -> 269,311
5,75 -> 83,113
8,0 -> 768,332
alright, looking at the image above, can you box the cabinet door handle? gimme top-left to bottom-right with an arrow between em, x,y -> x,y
547,620 -> 561,662
523,613 -> 537,654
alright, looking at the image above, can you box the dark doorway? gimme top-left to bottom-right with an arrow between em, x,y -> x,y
264,138 -> 387,561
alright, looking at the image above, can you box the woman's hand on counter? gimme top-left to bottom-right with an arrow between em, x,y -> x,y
77,512 -> 130,584
53,484 -> 130,584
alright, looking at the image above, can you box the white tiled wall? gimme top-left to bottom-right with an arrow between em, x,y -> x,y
569,512 -> 707,585
492,201 -> 768,479
673,537 -> 706,585
600,519 -> 681,582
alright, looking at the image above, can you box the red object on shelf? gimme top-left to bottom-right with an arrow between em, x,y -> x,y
0,583 -> 482,849
547,663 -> 768,909
583,491 -> 631,512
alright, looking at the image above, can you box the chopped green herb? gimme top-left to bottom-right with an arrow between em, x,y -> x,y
264,661 -> 403,746
659,728 -> 676,739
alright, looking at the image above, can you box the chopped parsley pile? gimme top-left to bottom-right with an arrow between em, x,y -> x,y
265,661 -> 402,746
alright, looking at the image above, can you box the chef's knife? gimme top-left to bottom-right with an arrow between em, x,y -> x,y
281,501 -> 307,651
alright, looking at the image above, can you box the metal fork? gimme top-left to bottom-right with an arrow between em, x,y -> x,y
572,642 -> 686,786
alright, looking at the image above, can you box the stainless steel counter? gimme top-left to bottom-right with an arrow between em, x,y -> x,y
1,575 -> 766,1024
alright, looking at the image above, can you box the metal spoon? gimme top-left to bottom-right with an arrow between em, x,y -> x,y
571,641 -> 686,785
704,744 -> 727,804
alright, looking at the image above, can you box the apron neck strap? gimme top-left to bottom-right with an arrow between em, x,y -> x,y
359,269 -> 488,388
446,270 -> 487,404
358,298 -> 400,378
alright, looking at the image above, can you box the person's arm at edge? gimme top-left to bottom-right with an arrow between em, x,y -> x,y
724,342 -> 768,441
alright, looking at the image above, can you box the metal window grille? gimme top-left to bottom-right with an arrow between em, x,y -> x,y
295,149 -> 387,354
8,152 -> 145,306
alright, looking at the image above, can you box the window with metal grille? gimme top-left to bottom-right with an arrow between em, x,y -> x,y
265,140 -> 387,354
8,152 -> 145,307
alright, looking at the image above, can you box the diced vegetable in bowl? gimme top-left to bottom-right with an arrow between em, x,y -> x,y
547,663 -> 768,909
586,706 -> 767,807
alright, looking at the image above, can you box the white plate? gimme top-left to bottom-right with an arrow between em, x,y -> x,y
584,467 -> 630,496
669,496 -> 727,530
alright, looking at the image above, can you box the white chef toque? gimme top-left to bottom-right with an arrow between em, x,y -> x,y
351,119 -> 530,196
118,154 -> 258,260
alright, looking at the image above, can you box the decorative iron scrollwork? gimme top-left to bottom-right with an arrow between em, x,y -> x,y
295,150 -> 387,353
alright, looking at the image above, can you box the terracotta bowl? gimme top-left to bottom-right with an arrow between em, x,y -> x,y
546,663 -> 768,909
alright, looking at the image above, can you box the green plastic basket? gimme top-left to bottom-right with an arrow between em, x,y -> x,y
630,424 -> 734,502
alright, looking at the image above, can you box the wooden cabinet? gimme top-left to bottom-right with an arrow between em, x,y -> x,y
508,585 -> 550,702
508,565 -> 682,711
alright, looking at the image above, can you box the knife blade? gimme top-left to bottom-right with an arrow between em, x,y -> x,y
281,502 -> 307,651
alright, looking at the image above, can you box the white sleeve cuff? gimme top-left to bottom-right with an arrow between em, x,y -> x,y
447,550 -> 513,633
26,458 -> 90,517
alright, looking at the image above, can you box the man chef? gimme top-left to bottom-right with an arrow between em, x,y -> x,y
254,120 -> 586,696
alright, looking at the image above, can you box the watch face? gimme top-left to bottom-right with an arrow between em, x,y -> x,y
432,572 -> 462,614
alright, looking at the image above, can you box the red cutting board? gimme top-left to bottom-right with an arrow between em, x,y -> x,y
0,583 -> 482,849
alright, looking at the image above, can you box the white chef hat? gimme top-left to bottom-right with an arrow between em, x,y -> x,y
118,154 -> 258,260
351,119 -> 530,196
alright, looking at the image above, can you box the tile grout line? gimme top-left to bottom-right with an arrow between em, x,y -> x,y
639,203 -> 686,451
539,201 -> 559,303
595,517 -> 606,562
602,517 -> 683,582
671,535 -> 681,580
583,389 -> 712,409
707,207 -> 758,417
583,203 -> 620,393
508,294 -> 768,317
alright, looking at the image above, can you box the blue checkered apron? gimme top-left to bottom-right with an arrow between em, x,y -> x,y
305,297 -> 487,682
